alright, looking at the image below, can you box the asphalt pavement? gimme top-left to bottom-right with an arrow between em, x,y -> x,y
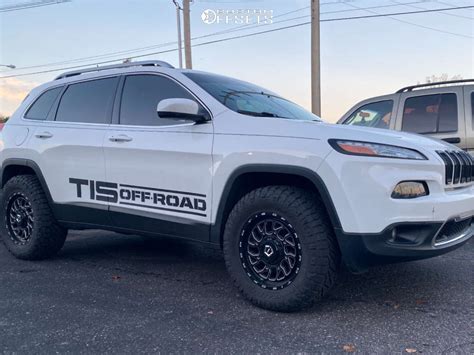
0,230 -> 473,354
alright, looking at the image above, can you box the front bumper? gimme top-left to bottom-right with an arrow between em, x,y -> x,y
318,150 -> 474,233
337,216 -> 473,273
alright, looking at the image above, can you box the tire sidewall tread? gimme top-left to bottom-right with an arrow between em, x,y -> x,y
223,185 -> 340,312
0,175 -> 67,260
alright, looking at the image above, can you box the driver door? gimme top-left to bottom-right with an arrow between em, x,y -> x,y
103,74 -> 213,241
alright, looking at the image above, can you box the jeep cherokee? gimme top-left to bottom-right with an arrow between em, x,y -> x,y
1,61 -> 473,311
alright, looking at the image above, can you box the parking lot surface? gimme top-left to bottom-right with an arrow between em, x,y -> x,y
0,230 -> 473,354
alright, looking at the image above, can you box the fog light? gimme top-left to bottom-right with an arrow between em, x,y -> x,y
392,181 -> 428,199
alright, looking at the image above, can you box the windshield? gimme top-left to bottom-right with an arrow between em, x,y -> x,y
343,100 -> 393,129
184,72 -> 322,121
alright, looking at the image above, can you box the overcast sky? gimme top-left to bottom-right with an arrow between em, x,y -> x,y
0,0 -> 473,121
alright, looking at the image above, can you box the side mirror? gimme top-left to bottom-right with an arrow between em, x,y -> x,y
157,98 -> 208,123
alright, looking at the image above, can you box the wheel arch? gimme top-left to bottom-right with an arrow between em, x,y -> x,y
1,159 -> 54,205
210,164 -> 342,246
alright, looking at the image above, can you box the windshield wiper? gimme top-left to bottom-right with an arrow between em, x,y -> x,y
237,110 -> 284,118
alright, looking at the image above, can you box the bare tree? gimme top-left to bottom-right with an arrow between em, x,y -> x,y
422,74 -> 463,84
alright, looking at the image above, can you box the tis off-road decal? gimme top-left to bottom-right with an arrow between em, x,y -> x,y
69,178 -> 207,217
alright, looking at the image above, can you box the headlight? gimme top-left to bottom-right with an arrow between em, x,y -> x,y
328,139 -> 427,160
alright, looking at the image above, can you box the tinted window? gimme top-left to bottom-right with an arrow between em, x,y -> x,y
471,92 -> 474,124
402,93 -> 458,134
344,100 -> 393,129
56,77 -> 118,124
25,87 -> 62,120
184,72 -> 322,121
120,75 -> 200,126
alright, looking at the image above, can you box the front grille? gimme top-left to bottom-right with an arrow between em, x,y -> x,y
437,150 -> 474,186
434,217 -> 473,246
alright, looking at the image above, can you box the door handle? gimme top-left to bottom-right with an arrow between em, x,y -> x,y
442,137 -> 461,144
34,131 -> 53,139
109,134 -> 133,143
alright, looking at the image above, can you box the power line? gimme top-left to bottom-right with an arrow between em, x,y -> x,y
1,5 -> 312,73
1,5 -> 473,79
0,0 -> 446,73
391,0 -> 473,20
0,0 -> 70,13
343,2 -> 473,39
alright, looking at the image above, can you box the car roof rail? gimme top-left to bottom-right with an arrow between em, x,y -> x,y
54,60 -> 175,80
396,79 -> 474,93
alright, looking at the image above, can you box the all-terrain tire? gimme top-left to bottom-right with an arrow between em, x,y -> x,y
223,186 -> 340,312
0,175 -> 67,260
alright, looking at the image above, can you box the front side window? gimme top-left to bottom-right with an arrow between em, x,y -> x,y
471,92 -> 474,125
344,100 -> 393,129
56,77 -> 118,124
25,87 -> 62,120
120,75 -> 203,126
402,93 -> 458,134
184,72 -> 321,121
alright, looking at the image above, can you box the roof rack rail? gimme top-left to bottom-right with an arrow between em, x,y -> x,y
396,79 -> 474,93
54,60 -> 175,80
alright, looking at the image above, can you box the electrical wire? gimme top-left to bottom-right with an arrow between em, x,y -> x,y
0,0 -> 70,13
1,5 -> 473,79
343,2 -> 473,39
0,1 -> 451,73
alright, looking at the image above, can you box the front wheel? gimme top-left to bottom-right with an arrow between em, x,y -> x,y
0,175 -> 67,260
223,186 -> 340,312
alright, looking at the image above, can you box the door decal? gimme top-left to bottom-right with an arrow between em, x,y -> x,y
69,178 -> 207,217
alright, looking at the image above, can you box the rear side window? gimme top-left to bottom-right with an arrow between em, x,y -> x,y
25,87 -> 62,120
56,77 -> 118,124
401,93 -> 458,134
344,100 -> 393,129
119,74 -> 198,126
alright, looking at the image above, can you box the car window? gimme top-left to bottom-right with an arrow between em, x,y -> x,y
120,74 -> 202,126
25,87 -> 62,120
184,72 -> 322,121
56,77 -> 118,124
471,92 -> 474,125
401,93 -> 458,134
344,100 -> 393,129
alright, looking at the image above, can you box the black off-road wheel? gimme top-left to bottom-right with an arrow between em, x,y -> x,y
0,175 -> 67,260
223,186 -> 340,312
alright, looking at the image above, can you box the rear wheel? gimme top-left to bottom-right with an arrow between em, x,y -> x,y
223,186 -> 340,311
0,175 -> 67,260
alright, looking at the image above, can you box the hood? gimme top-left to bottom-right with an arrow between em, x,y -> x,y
215,112 -> 456,153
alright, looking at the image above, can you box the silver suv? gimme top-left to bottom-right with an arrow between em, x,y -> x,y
338,80 -> 474,152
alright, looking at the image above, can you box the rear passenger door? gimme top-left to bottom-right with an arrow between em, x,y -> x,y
26,76 -> 118,222
395,87 -> 466,148
103,73 -> 213,241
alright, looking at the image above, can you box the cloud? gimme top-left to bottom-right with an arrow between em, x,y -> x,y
0,78 -> 39,116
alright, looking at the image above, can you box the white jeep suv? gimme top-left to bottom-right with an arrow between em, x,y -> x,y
1,61 -> 473,311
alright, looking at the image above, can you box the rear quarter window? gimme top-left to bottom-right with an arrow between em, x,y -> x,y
25,87 -> 62,120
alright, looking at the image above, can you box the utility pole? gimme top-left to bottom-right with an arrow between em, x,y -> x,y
183,0 -> 193,69
173,0 -> 183,69
311,0 -> 321,116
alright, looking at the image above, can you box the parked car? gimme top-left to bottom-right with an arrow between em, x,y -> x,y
1,62 -> 473,311
338,80 -> 474,152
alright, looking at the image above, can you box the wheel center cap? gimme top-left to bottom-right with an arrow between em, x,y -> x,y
263,245 -> 274,257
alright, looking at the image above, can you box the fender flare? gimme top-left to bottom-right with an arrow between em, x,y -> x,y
1,158 -> 55,205
210,164 -> 342,244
